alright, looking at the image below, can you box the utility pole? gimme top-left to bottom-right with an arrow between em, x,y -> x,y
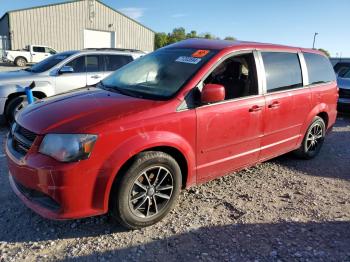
312,32 -> 318,49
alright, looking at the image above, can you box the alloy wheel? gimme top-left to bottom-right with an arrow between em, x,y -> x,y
129,166 -> 174,218
306,122 -> 324,152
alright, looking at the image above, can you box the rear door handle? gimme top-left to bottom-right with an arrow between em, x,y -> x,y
268,101 -> 280,109
249,105 -> 262,112
91,75 -> 101,79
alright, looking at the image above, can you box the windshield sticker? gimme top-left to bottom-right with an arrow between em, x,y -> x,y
175,56 -> 202,64
192,50 -> 210,58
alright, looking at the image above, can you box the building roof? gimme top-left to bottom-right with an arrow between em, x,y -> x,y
0,0 -> 155,33
166,38 -> 322,55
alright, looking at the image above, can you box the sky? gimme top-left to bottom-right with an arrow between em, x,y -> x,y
0,0 -> 349,57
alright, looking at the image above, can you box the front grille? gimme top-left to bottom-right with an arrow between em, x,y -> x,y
11,123 -> 37,156
14,179 -> 60,211
339,88 -> 350,99
17,125 -> 37,142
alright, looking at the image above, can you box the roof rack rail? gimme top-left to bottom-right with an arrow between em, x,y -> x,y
82,48 -> 143,53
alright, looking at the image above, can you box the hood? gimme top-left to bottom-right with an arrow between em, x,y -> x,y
0,69 -> 38,85
16,87 -> 161,134
337,77 -> 350,90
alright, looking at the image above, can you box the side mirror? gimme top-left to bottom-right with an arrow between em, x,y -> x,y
201,84 -> 225,104
59,66 -> 74,74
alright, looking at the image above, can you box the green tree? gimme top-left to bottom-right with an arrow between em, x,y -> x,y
318,48 -> 330,57
224,36 -> 236,41
202,33 -> 215,39
155,32 -> 168,49
168,27 -> 186,44
186,30 -> 198,39
153,27 -> 236,49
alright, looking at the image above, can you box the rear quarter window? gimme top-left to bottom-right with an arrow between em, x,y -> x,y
303,53 -> 336,85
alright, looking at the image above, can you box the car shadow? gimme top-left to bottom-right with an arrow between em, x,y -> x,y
0,62 -> 18,68
270,116 -> 350,181
61,221 -> 350,261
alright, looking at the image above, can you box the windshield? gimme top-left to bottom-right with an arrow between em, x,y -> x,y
101,48 -> 217,99
27,52 -> 75,73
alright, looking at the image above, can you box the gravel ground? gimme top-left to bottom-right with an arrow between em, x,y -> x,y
0,114 -> 349,261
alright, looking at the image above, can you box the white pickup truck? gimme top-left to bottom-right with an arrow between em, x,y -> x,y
3,45 -> 57,67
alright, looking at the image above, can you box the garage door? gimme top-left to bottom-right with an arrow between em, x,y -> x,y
84,29 -> 115,48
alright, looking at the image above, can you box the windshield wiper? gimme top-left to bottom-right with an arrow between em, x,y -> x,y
98,82 -> 144,98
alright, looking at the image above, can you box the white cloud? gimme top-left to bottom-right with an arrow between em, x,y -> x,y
171,13 -> 188,18
119,7 -> 145,20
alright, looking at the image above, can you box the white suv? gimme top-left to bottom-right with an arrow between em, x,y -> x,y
0,48 -> 144,123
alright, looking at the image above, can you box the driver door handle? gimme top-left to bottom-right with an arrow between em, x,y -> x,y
249,105 -> 262,112
268,101 -> 280,109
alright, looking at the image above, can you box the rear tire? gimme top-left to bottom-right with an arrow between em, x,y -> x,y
14,57 -> 27,67
110,151 -> 182,229
293,116 -> 326,159
5,95 -> 37,124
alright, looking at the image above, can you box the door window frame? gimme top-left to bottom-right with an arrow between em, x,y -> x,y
195,50 -> 264,109
256,50 -> 310,95
85,54 -> 105,73
60,54 -> 87,74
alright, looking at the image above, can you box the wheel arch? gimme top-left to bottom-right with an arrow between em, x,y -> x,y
14,56 -> 28,64
99,132 -> 196,213
4,91 -> 47,113
317,111 -> 329,128
297,103 -> 331,145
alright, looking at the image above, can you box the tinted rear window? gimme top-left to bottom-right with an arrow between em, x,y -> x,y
303,53 -> 336,85
105,55 -> 133,71
262,52 -> 303,93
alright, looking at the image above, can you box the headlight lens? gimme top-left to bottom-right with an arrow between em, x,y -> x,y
39,134 -> 98,162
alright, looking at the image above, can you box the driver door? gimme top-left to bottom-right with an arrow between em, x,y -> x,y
54,55 -> 87,94
31,46 -> 49,63
196,52 -> 264,182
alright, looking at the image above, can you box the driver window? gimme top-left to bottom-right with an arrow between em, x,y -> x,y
203,53 -> 258,100
65,56 -> 86,73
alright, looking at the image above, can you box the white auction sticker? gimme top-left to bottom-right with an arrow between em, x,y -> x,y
175,56 -> 202,64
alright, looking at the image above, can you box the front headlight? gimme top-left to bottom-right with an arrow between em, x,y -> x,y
39,134 -> 98,162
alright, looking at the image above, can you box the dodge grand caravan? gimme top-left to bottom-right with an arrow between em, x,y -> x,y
6,39 -> 338,229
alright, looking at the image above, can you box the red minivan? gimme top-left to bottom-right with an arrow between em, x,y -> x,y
6,39 -> 338,229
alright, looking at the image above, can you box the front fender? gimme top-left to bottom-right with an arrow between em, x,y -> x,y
93,131 -> 196,211
0,81 -> 55,97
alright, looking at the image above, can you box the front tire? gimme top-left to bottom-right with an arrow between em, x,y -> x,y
110,151 -> 182,229
294,116 -> 326,159
5,96 -> 37,124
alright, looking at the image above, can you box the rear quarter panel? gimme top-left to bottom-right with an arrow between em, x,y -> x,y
297,81 -> 338,145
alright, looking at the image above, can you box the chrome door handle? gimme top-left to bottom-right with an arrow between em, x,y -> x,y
91,75 -> 101,79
